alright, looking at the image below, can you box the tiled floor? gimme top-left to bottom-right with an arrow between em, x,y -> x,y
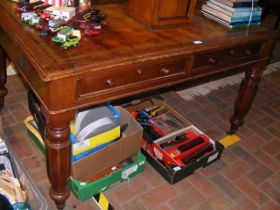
1,16 -> 280,210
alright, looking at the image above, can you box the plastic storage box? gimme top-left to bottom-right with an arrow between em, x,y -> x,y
9,149 -> 49,210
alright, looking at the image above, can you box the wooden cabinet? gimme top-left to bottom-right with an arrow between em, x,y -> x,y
127,0 -> 197,28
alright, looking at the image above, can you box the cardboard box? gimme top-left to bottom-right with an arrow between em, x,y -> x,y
123,98 -> 224,184
69,152 -> 146,201
142,140 -> 224,184
24,106 -> 143,182
71,107 -> 143,181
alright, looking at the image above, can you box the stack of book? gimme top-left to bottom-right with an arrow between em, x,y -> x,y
201,0 -> 262,28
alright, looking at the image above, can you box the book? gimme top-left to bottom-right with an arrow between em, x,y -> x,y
202,11 -> 261,28
215,0 -> 257,8
206,2 -> 262,17
202,5 -> 261,23
209,0 -> 262,13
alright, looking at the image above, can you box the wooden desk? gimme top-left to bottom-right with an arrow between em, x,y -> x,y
0,2 -> 276,209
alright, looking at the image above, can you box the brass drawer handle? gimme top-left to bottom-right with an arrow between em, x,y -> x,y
161,67 -> 170,75
245,50 -> 252,55
137,68 -> 143,75
106,79 -> 114,88
209,57 -> 216,65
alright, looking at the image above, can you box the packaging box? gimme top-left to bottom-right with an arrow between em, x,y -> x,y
24,106 -> 143,182
123,98 -> 224,184
69,151 -> 146,201
71,106 -> 143,181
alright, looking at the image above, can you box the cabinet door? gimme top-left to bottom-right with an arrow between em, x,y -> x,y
159,0 -> 191,18
177,0 -> 191,17
158,0 -> 180,18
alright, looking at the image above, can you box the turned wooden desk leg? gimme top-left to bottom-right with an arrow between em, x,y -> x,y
46,114 -> 72,210
229,62 -> 267,134
0,46 -> 8,108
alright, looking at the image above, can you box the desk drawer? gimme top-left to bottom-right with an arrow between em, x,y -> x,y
78,55 -> 191,98
192,43 -> 262,70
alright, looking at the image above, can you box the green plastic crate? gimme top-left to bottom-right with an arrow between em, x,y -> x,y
69,151 -> 146,200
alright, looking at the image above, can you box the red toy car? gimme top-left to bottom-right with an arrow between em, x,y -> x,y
84,28 -> 101,36
40,11 -> 52,20
36,19 -> 49,30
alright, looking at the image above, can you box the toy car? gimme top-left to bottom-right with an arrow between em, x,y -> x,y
84,28 -> 101,36
52,26 -> 73,43
62,36 -> 79,49
28,15 -> 40,26
49,18 -> 66,32
40,11 -> 52,20
36,19 -> 49,30
21,12 -> 37,23
16,1 -> 44,12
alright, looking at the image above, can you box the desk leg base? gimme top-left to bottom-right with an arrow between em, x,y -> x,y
228,118 -> 243,134
50,188 -> 70,210
229,62 -> 266,134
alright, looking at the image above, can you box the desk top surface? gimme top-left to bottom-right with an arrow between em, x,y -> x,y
0,1 -> 275,81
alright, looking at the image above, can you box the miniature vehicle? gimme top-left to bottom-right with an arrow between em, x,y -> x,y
35,4 -> 52,15
40,11 -> 52,19
21,12 -> 37,23
83,9 -> 107,23
16,1 -> 44,12
84,28 -> 101,36
62,36 -> 79,49
49,18 -> 67,32
52,26 -> 73,43
36,19 -> 48,29
28,15 -> 40,26
52,36 -> 65,43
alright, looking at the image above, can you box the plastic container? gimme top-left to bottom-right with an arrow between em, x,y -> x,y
8,151 -> 49,210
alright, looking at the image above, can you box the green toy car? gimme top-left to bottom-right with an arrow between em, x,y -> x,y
52,26 -> 74,44
52,36 -> 65,43
62,36 -> 79,49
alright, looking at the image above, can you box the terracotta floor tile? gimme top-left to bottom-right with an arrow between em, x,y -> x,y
210,174 -> 243,203
196,192 -> 233,210
262,140 -> 280,156
234,177 -> 268,206
221,160 -> 251,181
246,165 -> 273,186
261,182 -> 280,206
187,171 -> 218,197
140,183 -> 177,209
168,186 -> 205,210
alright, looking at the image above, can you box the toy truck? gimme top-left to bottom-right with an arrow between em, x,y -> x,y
21,12 -> 37,23
52,26 -> 73,43
29,15 -> 40,26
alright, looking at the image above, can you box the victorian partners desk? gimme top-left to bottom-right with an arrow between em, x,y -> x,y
0,1 -> 277,209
